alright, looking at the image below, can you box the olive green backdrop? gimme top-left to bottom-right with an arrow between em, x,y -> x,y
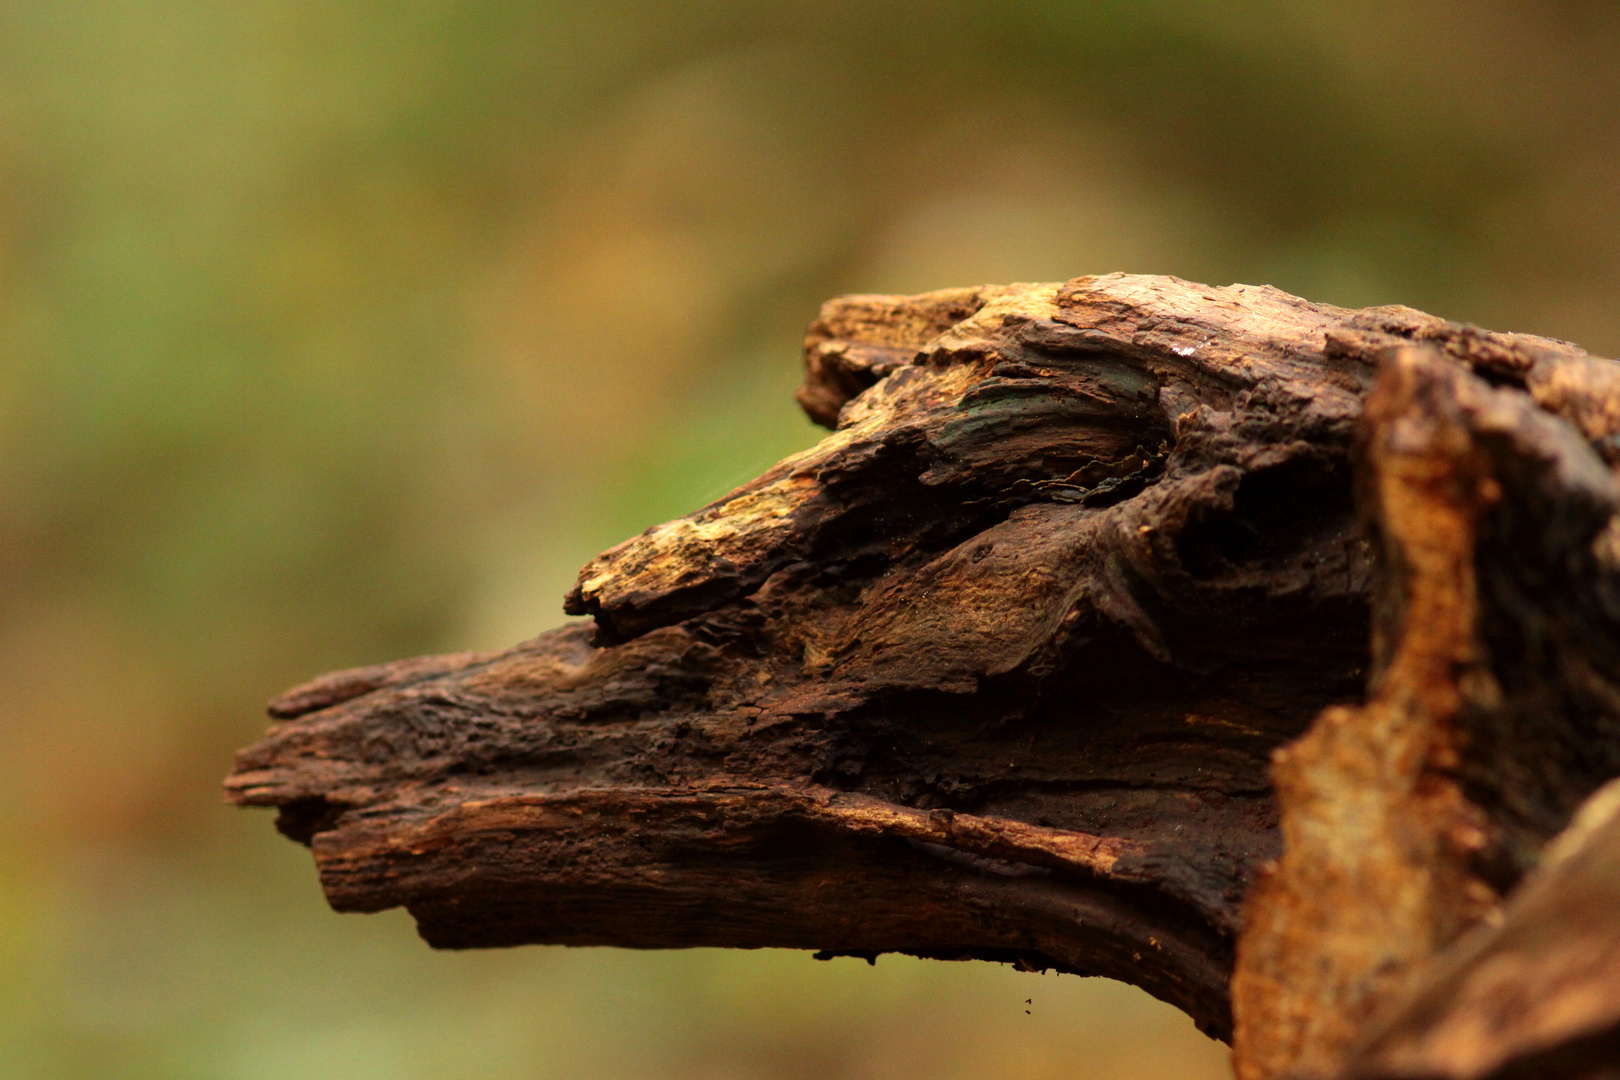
3,2 -> 1618,1077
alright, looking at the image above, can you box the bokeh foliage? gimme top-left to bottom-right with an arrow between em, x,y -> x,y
3,2 -> 1619,1076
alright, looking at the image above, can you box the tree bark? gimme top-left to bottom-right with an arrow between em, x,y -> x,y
226,273 -> 1620,1077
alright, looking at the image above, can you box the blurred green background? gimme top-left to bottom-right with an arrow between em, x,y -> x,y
3,2 -> 1619,1077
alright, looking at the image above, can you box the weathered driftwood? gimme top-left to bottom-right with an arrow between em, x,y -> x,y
226,273 -> 1620,1078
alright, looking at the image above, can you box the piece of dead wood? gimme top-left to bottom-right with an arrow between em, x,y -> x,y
226,274 -> 1620,1076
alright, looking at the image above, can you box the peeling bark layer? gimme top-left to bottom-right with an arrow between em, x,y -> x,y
1235,345 -> 1620,1079
227,273 -> 1620,1061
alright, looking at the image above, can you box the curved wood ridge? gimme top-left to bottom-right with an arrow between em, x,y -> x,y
226,273 -> 1617,1051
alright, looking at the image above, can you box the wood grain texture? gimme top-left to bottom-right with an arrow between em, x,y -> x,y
226,273 -> 1620,1063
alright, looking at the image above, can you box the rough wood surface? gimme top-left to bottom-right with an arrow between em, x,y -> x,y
1233,341 -> 1620,1079
226,273 -> 1620,1071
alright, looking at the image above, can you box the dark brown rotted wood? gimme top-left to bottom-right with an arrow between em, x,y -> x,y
224,273 -> 1612,1046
